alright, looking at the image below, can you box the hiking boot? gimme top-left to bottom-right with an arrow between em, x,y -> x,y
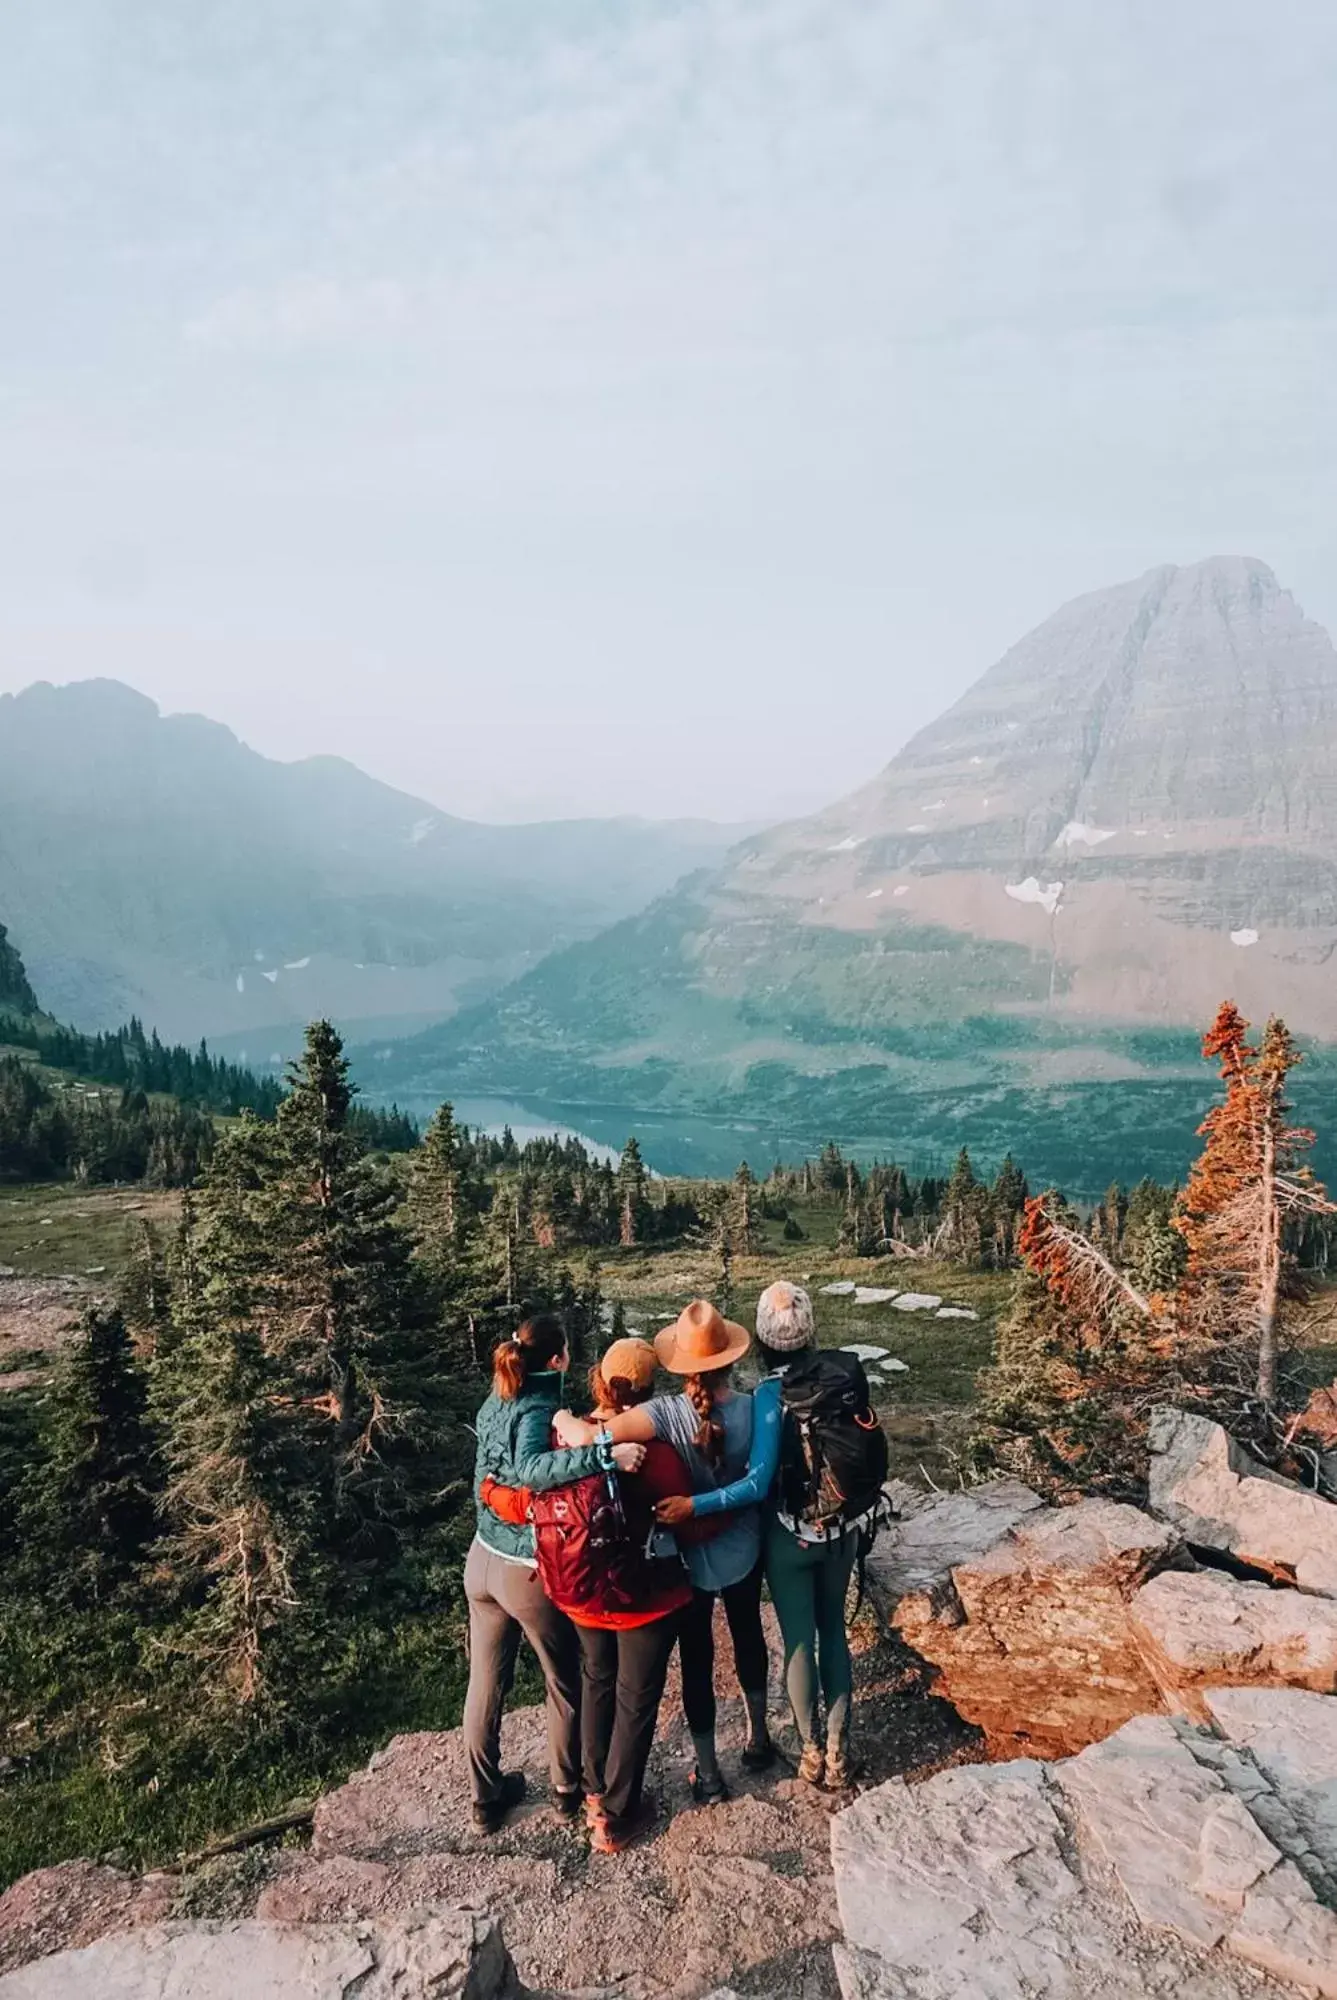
687,1766 -> 731,1805
824,1745 -> 855,1792
741,1733 -> 777,1772
589,1797 -> 657,1855
472,1771 -> 527,1833
553,1787 -> 584,1821
797,1743 -> 825,1785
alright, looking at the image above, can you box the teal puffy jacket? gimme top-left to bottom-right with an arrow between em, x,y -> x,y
472,1369 -> 604,1564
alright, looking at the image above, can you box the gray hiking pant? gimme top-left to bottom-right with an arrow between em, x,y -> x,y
463,1538 -> 583,1806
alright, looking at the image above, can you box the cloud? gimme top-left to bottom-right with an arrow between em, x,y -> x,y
185,277 -> 415,353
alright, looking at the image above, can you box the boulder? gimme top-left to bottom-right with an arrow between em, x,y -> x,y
1147,1407 -> 1337,1595
864,1475 -> 1044,1610
1202,1687 -> 1337,1889
1130,1570 -> 1337,1705
891,1498 -> 1179,1757
831,1693 -> 1337,1999
0,1907 -> 515,2000
0,1861 -> 174,1978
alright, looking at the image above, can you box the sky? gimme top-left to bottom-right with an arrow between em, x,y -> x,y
2,1 -> 1336,824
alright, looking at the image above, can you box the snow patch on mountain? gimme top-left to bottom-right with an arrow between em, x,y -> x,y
1005,877 -> 1063,916
828,836 -> 862,853
1054,821 -> 1116,850
1231,928 -> 1260,947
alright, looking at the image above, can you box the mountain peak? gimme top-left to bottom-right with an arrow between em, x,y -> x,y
2,677 -> 161,723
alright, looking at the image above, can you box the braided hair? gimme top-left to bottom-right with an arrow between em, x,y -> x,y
682,1363 -> 731,1469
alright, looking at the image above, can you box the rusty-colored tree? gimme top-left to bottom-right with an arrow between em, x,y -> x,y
978,1193 -> 1164,1499
1175,1005 -> 1334,1404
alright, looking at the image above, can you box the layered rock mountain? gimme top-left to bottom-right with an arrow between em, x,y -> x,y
375,558 -> 1337,1188
0,680 -> 750,1043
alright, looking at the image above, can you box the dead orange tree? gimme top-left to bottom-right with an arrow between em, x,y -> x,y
975,1192 -> 1167,1498
1175,1004 -> 1335,1405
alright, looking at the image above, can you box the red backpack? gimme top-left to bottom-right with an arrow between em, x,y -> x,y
529,1449 -> 654,1616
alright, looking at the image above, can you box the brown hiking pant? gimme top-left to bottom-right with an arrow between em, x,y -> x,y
463,1538 -> 583,1807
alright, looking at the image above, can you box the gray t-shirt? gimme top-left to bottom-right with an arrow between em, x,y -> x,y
648,1389 -> 761,1592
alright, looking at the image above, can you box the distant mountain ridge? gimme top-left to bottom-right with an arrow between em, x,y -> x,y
0,678 -> 754,1043
0,921 -> 38,1020
370,557 -> 1337,1190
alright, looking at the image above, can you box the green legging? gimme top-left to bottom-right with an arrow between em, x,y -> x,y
764,1517 -> 856,1753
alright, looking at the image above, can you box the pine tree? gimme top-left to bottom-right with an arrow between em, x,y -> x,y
1122,1179 -> 1185,1300
159,1257 -> 311,1705
990,1153 -> 1029,1263
731,1160 -> 763,1254
406,1102 -> 464,1275
27,1305 -> 157,1605
941,1148 -> 990,1264
617,1137 -> 651,1247
1175,1006 -> 1335,1403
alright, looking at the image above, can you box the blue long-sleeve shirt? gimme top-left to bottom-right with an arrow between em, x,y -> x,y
691,1374 -> 784,1519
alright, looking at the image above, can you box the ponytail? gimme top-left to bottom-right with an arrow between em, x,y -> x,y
491,1312 -> 567,1401
588,1363 -> 646,1417
683,1365 -> 730,1469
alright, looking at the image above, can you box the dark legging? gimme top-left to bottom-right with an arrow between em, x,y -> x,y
576,1612 -> 680,1834
677,1560 -> 769,1734
765,1518 -> 857,1754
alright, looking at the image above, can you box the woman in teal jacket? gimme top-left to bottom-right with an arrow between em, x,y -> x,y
465,1312 -> 644,1831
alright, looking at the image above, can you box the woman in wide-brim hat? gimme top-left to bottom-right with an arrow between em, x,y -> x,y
656,1281 -> 863,1795
554,1299 -> 777,1798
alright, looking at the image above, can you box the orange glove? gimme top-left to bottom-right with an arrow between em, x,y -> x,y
480,1475 -> 533,1527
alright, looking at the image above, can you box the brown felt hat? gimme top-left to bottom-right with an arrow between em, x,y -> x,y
654,1298 -> 751,1375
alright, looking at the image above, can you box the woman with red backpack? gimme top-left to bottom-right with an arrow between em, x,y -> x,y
466,1314 -> 647,1834
553,1299 -> 776,1802
482,1336 -> 707,1854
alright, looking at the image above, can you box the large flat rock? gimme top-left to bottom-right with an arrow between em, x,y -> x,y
1148,1408 -> 1337,1596
832,1691 -> 1337,2000
0,1908 -> 513,2000
865,1477 -> 1044,1609
1131,1570 -> 1337,1703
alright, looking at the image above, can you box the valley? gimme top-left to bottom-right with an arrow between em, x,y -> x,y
367,556 -> 1337,1191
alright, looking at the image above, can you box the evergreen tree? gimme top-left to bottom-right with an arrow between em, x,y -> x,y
158,1211 -> 312,1705
941,1148 -> 990,1264
990,1153 -> 1029,1262
617,1137 -> 651,1247
731,1160 -> 763,1254
407,1102 -> 465,1276
27,1305 -> 157,1605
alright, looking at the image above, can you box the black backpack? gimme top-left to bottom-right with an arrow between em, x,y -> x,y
779,1350 -> 889,1530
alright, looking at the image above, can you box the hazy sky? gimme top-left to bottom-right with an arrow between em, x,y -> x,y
2,2 -> 1335,823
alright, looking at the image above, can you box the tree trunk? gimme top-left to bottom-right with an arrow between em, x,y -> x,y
1257,1112 -> 1281,1405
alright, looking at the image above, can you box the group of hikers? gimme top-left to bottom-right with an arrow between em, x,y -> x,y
464,1281 -> 889,1855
